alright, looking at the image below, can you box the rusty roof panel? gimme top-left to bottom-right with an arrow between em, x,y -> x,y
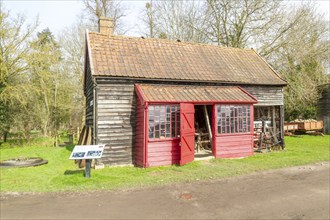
136,84 -> 257,103
88,32 -> 286,85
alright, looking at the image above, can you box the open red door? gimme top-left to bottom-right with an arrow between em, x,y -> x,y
180,103 -> 195,165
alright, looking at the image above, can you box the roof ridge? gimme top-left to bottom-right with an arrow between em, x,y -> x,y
88,31 -> 255,52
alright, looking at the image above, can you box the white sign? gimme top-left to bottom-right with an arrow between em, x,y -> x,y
69,145 -> 105,160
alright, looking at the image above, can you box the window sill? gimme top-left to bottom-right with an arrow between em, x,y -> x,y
216,133 -> 253,137
148,137 -> 180,143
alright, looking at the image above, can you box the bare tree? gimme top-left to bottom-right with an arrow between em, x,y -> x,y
139,0 -> 205,42
203,0 -> 284,47
140,1 -> 157,38
58,17 -> 86,131
83,0 -> 127,34
270,4 -> 330,119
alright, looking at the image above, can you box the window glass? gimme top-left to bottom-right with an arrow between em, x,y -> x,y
171,106 -> 176,138
217,105 -> 251,134
149,106 -> 154,139
149,105 -> 180,140
166,106 -> 171,138
177,106 -> 180,137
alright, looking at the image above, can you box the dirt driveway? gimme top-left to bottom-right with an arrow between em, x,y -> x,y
1,162 -> 329,219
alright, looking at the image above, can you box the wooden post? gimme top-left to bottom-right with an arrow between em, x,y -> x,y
85,159 -> 91,178
280,105 -> 285,149
272,106 -> 278,144
203,106 -> 212,147
78,126 -> 86,145
259,120 -> 266,151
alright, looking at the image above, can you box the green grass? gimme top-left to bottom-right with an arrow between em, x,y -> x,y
0,135 -> 329,192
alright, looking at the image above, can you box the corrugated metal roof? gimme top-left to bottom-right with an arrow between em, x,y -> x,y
87,32 -> 287,86
135,84 -> 257,103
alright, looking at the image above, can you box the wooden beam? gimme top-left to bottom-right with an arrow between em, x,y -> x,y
85,127 -> 92,145
272,106 -> 278,144
78,126 -> 86,145
280,105 -> 285,149
203,105 -> 212,146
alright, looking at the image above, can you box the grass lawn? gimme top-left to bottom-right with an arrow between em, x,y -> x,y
0,135 -> 329,192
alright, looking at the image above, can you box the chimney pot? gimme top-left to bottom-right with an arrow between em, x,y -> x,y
98,17 -> 114,35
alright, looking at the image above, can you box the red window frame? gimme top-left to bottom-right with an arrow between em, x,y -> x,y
216,105 -> 251,134
148,104 -> 180,140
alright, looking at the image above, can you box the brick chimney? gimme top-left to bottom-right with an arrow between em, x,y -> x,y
98,17 -> 114,35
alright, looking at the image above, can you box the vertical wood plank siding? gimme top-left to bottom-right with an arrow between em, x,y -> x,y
84,59 -> 94,127
147,140 -> 180,167
96,83 -> 136,165
135,95 -> 145,167
215,134 -> 254,158
243,86 -> 283,106
317,84 -> 330,134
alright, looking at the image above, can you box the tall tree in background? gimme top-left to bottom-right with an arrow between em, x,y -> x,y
0,9 -> 38,142
83,0 -> 127,34
203,0 -> 285,47
140,1 -> 157,38
270,5 -> 329,120
28,29 -> 62,144
140,0 -> 205,42
58,17 -> 86,130
1,6 -> 86,144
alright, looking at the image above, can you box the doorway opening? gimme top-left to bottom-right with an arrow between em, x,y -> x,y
194,105 -> 213,160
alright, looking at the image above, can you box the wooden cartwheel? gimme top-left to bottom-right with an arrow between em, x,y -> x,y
0,157 -> 48,168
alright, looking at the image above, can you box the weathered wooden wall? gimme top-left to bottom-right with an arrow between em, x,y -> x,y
84,57 -> 94,128
317,84 -> 330,134
95,81 -> 136,165
243,86 -> 283,106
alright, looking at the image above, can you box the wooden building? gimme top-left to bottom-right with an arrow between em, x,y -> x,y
317,84 -> 330,134
84,17 -> 287,167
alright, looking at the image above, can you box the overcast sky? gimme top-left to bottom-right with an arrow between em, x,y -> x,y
2,0 -> 330,38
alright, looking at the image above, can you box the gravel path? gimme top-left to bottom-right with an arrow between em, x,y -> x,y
1,162 -> 329,219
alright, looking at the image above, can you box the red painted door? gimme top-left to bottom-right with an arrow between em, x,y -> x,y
180,103 -> 195,165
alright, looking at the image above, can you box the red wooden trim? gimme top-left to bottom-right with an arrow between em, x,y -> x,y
216,133 -> 252,137
212,104 -> 217,156
147,100 -> 256,104
144,102 -> 149,167
148,138 -> 180,143
134,84 -> 148,106
250,105 -> 254,135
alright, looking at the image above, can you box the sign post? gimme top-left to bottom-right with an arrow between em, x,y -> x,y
69,145 -> 105,178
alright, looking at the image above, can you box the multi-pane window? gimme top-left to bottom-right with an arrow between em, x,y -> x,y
217,105 -> 251,134
148,105 -> 180,140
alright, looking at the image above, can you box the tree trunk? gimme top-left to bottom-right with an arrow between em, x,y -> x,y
3,131 -> 8,142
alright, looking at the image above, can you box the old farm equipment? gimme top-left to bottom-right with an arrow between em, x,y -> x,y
284,120 -> 324,136
254,106 -> 283,152
254,119 -> 282,152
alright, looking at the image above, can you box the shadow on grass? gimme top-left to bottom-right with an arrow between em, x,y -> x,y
64,169 -> 84,176
65,144 -> 75,152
